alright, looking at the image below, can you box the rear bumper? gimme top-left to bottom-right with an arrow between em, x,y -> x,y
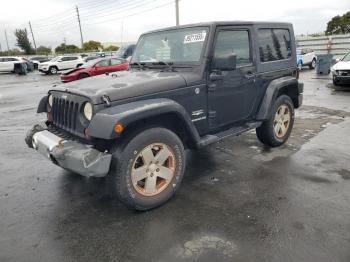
27,127 -> 112,177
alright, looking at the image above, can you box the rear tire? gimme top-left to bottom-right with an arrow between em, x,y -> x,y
108,127 -> 186,210
256,95 -> 294,147
309,58 -> 316,69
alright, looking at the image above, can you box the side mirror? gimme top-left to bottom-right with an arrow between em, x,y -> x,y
335,58 -> 340,63
212,54 -> 236,71
57,60 -> 62,62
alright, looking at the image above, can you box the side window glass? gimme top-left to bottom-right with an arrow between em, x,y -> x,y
214,30 -> 251,66
111,59 -> 122,65
96,60 -> 110,67
258,29 -> 292,62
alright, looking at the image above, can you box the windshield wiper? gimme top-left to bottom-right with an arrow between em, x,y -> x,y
152,61 -> 176,72
130,62 -> 147,70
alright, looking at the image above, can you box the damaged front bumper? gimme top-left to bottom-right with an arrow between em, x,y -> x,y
26,126 -> 112,177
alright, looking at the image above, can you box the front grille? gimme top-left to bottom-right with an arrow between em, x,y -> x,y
52,97 -> 80,132
339,70 -> 350,76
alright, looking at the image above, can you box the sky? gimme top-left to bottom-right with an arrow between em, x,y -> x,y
0,0 -> 349,50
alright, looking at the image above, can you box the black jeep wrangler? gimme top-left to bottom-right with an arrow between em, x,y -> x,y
26,22 -> 303,210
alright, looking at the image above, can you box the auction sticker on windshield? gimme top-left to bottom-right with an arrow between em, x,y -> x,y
184,31 -> 207,44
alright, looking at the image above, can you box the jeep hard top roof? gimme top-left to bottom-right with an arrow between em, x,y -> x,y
143,21 -> 293,34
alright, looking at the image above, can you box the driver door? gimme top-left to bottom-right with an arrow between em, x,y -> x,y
208,26 -> 257,129
92,59 -> 110,75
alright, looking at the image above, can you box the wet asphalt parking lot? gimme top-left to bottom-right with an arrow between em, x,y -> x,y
0,69 -> 350,262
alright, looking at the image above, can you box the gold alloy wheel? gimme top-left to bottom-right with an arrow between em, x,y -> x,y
131,143 -> 176,197
273,104 -> 291,138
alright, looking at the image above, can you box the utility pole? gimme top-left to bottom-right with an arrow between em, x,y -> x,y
175,0 -> 179,26
120,21 -> 124,47
5,30 -> 9,51
29,21 -> 37,54
76,6 -> 84,49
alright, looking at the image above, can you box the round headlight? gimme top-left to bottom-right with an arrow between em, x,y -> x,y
83,102 -> 93,121
48,94 -> 53,107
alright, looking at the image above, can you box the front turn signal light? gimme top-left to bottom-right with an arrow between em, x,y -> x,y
114,123 -> 124,134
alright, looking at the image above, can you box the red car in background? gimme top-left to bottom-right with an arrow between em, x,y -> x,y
61,57 -> 128,83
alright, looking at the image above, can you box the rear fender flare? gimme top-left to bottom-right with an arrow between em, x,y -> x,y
256,77 -> 299,120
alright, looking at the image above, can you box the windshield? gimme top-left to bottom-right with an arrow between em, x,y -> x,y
131,27 -> 208,65
115,46 -> 127,57
342,52 -> 350,62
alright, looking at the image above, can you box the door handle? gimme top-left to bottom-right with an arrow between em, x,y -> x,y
244,72 -> 255,79
209,72 -> 224,81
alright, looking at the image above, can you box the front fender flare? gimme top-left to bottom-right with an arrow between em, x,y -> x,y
87,98 -> 200,141
256,76 -> 299,120
37,95 -> 48,113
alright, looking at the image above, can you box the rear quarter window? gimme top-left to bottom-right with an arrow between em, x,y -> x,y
258,29 -> 292,62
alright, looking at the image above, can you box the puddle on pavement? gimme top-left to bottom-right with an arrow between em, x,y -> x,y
211,105 -> 349,163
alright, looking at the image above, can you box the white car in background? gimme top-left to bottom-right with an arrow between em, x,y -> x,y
331,51 -> 350,86
0,57 -> 26,73
296,48 -> 317,70
38,55 -> 84,74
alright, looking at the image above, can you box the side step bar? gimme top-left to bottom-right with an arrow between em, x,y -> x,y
197,121 -> 262,148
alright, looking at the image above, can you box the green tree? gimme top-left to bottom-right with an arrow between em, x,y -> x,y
326,11 -> 350,35
14,28 -> 34,54
55,43 -> 80,54
0,48 -> 23,56
83,40 -> 102,51
103,45 -> 119,52
37,45 -> 52,55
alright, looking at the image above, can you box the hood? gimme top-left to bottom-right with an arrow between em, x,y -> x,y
61,67 -> 85,75
51,70 -> 191,104
332,61 -> 350,71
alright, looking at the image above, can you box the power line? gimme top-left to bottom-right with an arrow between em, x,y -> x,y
31,15 -> 77,30
79,0 -> 147,15
83,1 -> 174,26
79,0 -> 154,20
29,8 -> 75,23
80,0 -> 157,21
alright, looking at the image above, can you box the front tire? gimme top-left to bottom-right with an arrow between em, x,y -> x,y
78,73 -> 89,80
49,66 -> 58,74
333,75 -> 339,86
109,127 -> 186,210
256,95 -> 294,147
297,62 -> 302,71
